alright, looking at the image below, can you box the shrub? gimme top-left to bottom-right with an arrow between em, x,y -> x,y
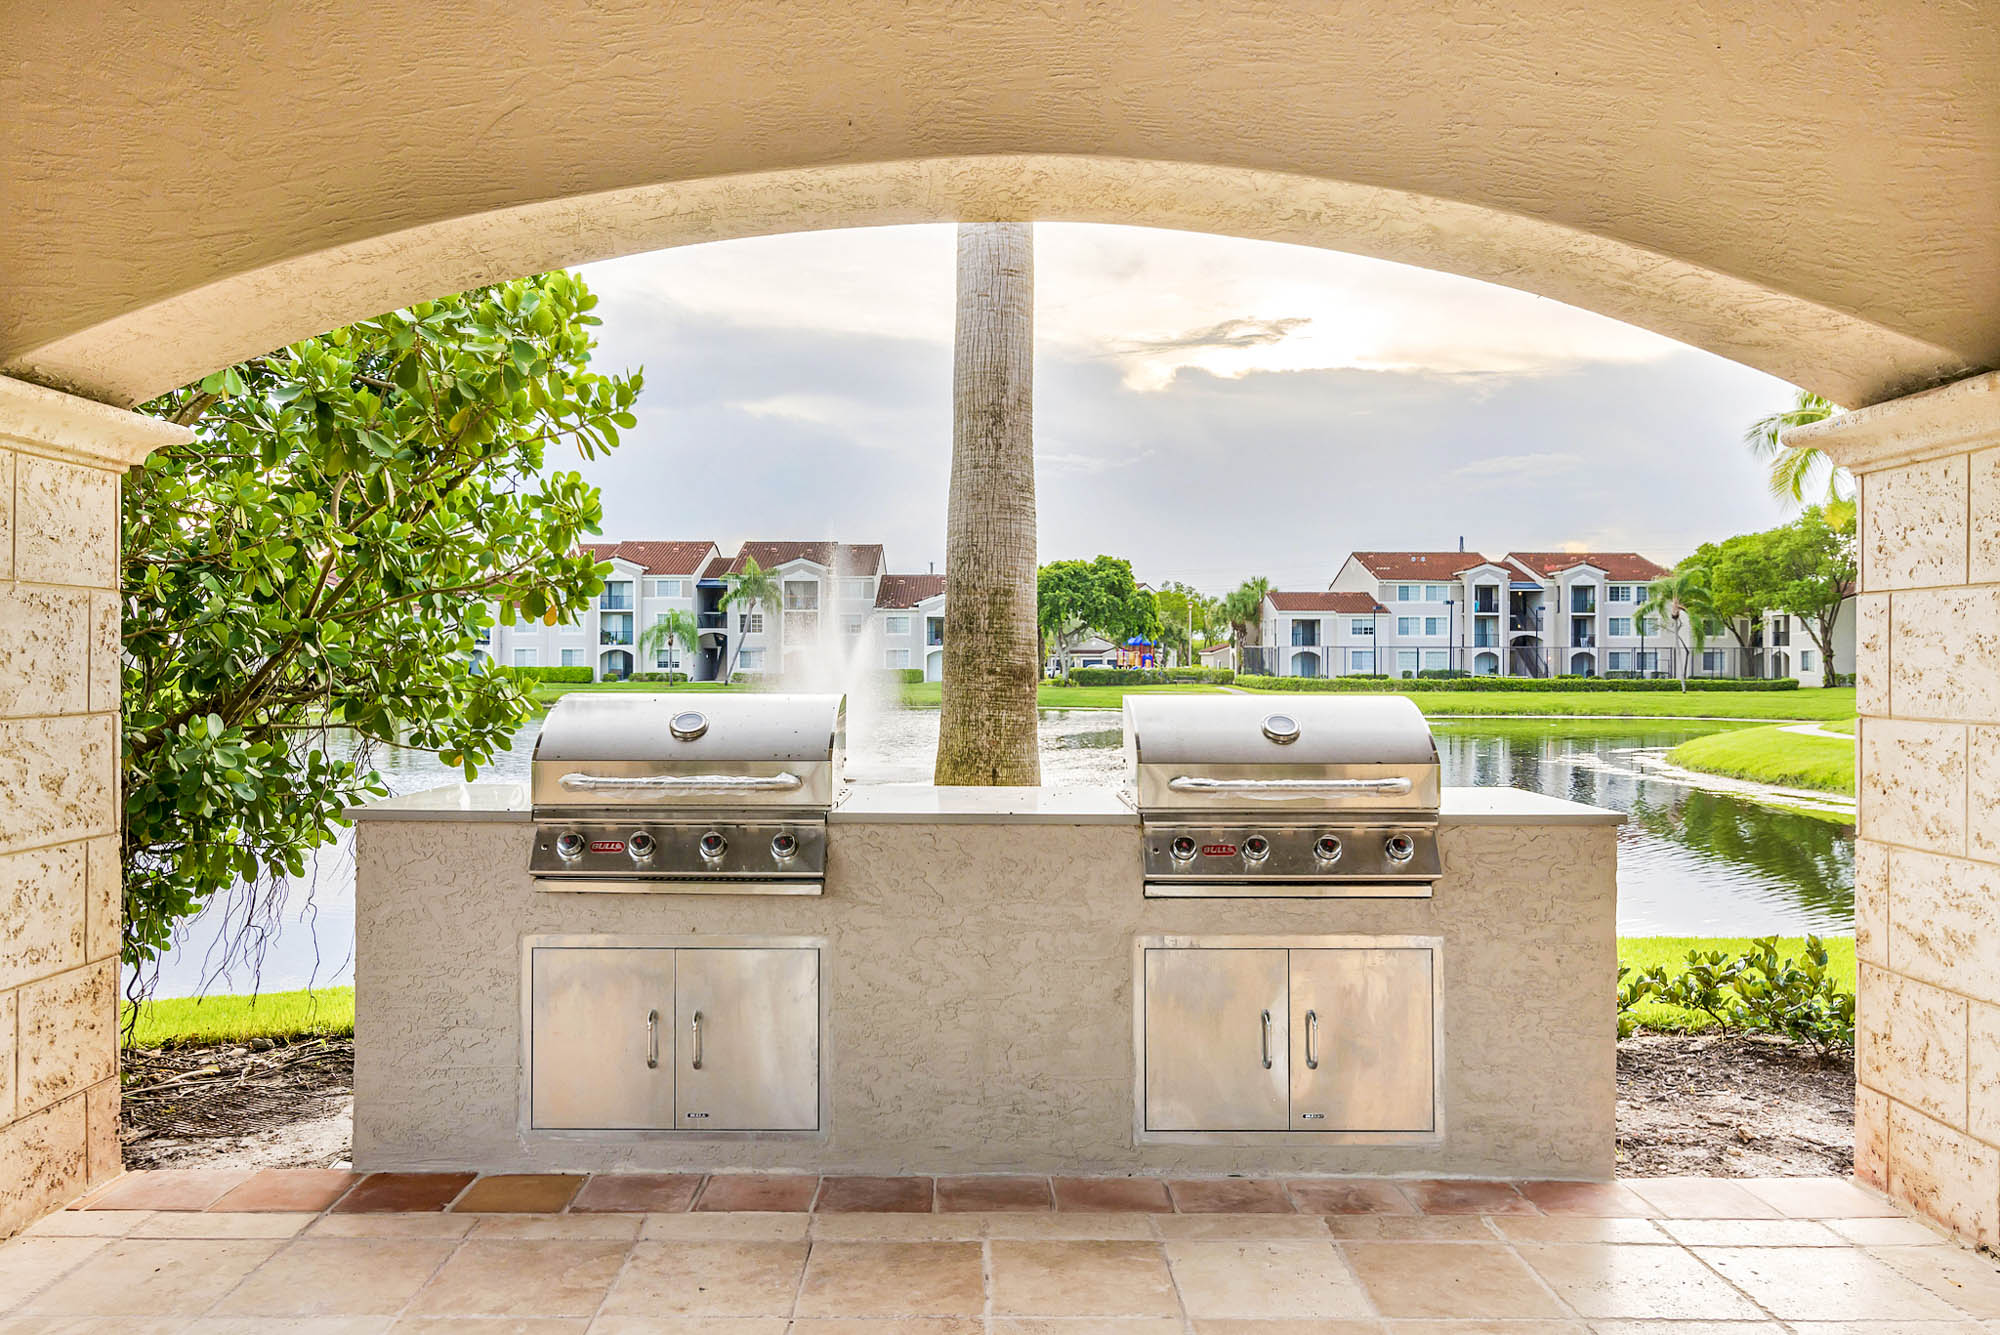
897,668 -> 925,685
494,665 -> 595,684
1232,674 -> 1802,693
1063,666 -> 1234,686
1618,935 -> 1854,1057
625,672 -> 690,683
1416,668 -> 1471,679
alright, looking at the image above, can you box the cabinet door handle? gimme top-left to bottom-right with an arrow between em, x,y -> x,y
1259,1009 -> 1273,1070
690,1010 -> 704,1070
1305,1009 -> 1320,1070
646,1009 -> 660,1069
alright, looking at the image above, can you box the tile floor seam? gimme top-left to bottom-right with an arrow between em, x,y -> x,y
981,1234 -> 995,1333
188,1225 -> 303,1320
0,1236 -> 115,1311
394,1227 -> 474,1324
1154,1234 -> 1197,1332
1324,1227 -> 1384,1324
1673,1232 -> 1795,1326
587,1231 -> 644,1329
1491,1220 -> 1586,1323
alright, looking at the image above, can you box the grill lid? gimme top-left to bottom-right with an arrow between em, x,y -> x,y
532,692 -> 844,811
1124,694 -> 1439,814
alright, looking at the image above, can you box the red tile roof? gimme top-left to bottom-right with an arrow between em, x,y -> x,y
1503,551 -> 1670,582
581,540 -> 718,576
1347,551 -> 1494,580
698,553 -> 733,580
875,574 -> 946,608
1267,591 -> 1386,614
725,542 -> 886,576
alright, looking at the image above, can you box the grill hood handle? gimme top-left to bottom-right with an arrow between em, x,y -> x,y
558,772 -> 804,794
1166,776 -> 1413,797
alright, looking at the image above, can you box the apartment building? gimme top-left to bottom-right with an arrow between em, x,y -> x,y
481,540 -> 948,682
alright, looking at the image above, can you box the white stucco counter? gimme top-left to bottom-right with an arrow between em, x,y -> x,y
351,782 -> 1621,1179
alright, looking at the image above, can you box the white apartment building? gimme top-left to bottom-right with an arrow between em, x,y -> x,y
481,540 -> 949,682
1252,548 -> 1852,683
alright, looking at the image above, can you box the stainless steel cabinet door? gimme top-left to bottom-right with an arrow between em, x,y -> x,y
1144,947 -> 1289,1131
1288,948 -> 1434,1132
530,947 -> 675,1130
674,947 -> 819,1130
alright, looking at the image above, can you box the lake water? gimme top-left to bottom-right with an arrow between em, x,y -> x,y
144,710 -> 1854,997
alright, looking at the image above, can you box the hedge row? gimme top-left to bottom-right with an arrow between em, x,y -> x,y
1233,674 -> 1803,693
1059,667 -> 1236,686
492,665 -> 595,683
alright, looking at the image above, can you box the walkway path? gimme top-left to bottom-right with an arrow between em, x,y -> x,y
4,1168 -> 1990,1325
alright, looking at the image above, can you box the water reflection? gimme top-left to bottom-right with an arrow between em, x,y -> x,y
147,709 -> 1852,996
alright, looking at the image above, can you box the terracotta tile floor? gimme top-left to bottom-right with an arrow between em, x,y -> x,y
8,1170 -> 1995,1328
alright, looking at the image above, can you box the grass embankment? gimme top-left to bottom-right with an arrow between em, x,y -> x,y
123,987 -> 356,1049
1667,722 -> 1856,793
128,936 -> 1856,1045
899,682 -> 1226,710
1237,683 -> 1856,721
528,680 -> 750,708
1620,936 -> 1855,1033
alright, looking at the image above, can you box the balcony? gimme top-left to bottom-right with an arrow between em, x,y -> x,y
1473,594 -> 1500,616
697,610 -> 726,630
600,628 -> 633,646
1570,593 -> 1596,615
1570,632 -> 1597,650
598,591 -> 633,612
1472,631 -> 1499,648
1508,612 -> 1544,633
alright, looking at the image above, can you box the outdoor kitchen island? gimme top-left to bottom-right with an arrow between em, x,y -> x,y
350,772 -> 1622,1181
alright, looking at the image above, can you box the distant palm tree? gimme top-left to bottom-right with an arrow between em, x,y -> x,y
721,556 -> 781,680
1223,577 -> 1270,672
936,222 -> 1041,785
638,608 -> 699,678
1745,389 -> 1842,504
1636,566 -> 1719,692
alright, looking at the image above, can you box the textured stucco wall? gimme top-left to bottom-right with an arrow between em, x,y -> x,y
353,815 -> 1616,1178
1800,372 -> 2000,1245
0,379 -> 189,1236
5,2 -> 1995,408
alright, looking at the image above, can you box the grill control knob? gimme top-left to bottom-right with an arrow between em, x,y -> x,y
698,831 -> 728,860
1242,834 -> 1271,862
627,831 -> 656,859
770,832 -> 799,861
554,831 -> 586,860
1169,835 -> 1198,861
1384,833 -> 1417,864
1313,835 -> 1343,863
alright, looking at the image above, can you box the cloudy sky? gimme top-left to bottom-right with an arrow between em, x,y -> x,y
567,223 -> 1802,595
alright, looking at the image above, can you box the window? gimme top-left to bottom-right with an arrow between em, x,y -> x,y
782,580 -> 819,610
1424,583 -> 1450,602
1770,619 -> 1790,646
1702,650 -> 1723,671
599,581 -> 633,611
839,577 -> 873,600
884,614 -> 910,636
1569,584 -> 1596,614
1396,617 -> 1418,636
884,648 -> 911,670
1423,617 -> 1443,636
650,578 -> 685,598
1350,619 -> 1373,636
1608,651 -> 1630,672
512,649 -> 537,667
1423,649 -> 1448,670
1801,649 -> 1818,671
560,649 -> 581,667
1638,650 -> 1659,672
1608,618 -> 1632,637
738,648 -> 764,671
1396,649 -> 1419,676
1608,584 -> 1633,603
926,616 -> 944,646
1290,619 -> 1320,647
1396,584 -> 1417,601
740,612 -> 764,634
842,614 -> 865,635
1348,649 -> 1374,673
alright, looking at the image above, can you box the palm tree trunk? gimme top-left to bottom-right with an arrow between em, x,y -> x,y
935,222 -> 1041,785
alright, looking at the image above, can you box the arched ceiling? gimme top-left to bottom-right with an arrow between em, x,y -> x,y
4,1 -> 1994,409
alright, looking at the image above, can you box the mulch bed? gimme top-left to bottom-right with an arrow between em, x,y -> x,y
120,1031 -> 1854,1177
1617,1031 -> 1854,1177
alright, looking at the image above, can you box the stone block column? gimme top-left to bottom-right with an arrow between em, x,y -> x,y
0,377 -> 188,1235
1795,371 -> 2000,1244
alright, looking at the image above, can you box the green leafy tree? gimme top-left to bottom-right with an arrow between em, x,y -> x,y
720,556 -> 781,679
1152,581 -> 1218,666
639,608 -> 700,676
1745,388 -> 1843,504
1221,577 -> 1271,667
126,273 -> 639,983
1762,504 -> 1859,674
1636,566 -> 1719,691
1682,530 -> 1776,662
1036,556 -> 1157,681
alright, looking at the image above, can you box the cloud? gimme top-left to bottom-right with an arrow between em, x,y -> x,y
1121,316 -> 1314,354
1453,451 -> 1585,479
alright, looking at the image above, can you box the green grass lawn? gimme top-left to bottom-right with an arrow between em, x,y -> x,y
1620,935 -> 1855,1032
123,986 -> 356,1048
126,936 -> 1855,1046
900,681 -> 1227,709
1667,721 -> 1856,793
1822,717 -> 1858,735
529,680 -> 751,707
1241,685 -> 1858,721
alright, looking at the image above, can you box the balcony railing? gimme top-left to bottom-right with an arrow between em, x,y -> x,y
1472,631 -> 1499,648
600,629 -> 633,646
1570,633 -> 1597,649
599,593 -> 632,612
697,611 -> 726,630
1473,597 -> 1500,615
1570,595 -> 1596,614
1508,612 -> 1544,633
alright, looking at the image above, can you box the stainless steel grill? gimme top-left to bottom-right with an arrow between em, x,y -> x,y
1124,694 -> 1442,898
529,693 -> 844,894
